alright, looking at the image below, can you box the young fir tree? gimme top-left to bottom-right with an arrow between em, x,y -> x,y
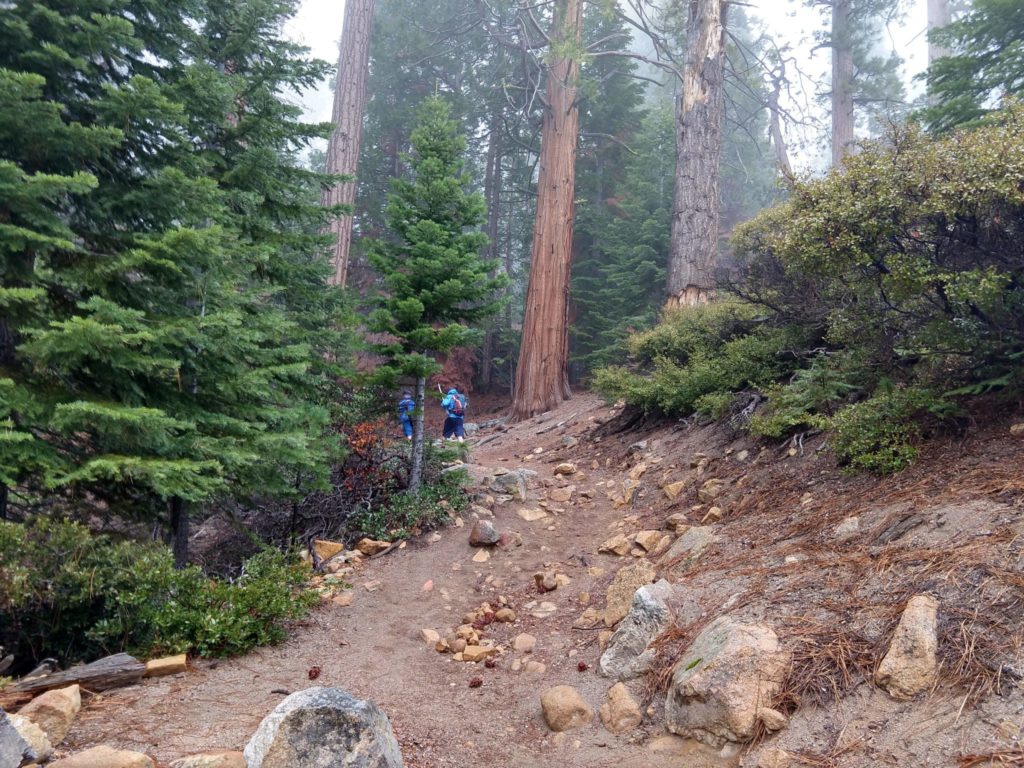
369,98 -> 506,493
0,0 -> 349,564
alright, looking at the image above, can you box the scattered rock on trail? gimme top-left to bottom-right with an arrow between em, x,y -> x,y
49,745 -> 155,768
603,560 -> 657,627
144,654 -> 187,678
1,708 -> 37,767
356,538 -> 392,556
528,601 -> 558,619
9,713 -> 51,762
600,580 -> 675,681
534,570 -> 559,592
875,594 -> 940,699
664,513 -> 690,533
697,478 -> 726,503
489,470 -> 532,500
633,530 -> 663,552
468,520 -> 500,546
599,683 -> 643,735
17,683 -> 81,745
598,533 -> 631,556
169,751 -> 246,768
834,516 -> 860,538
665,617 -> 790,747
547,485 -> 575,503
660,526 -> 719,573
244,687 -> 403,768
1010,423 -> 1024,437
419,629 -> 441,647
663,481 -> 687,500
513,634 -> 537,653
517,508 -> 548,522
540,686 -> 593,732
553,462 -> 577,476
312,539 -> 345,561
757,748 -> 795,768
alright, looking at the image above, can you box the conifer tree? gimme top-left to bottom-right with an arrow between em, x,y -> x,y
368,98 -> 506,492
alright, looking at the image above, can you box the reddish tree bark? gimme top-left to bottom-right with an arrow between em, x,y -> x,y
666,0 -> 727,308
831,0 -> 856,167
323,0 -> 374,287
510,0 -> 582,421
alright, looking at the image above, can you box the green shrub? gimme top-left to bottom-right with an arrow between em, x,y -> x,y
351,465 -> 468,541
0,518 -> 315,668
749,360 -> 858,439
826,388 -> 932,474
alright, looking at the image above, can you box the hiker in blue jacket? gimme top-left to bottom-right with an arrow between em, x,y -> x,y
397,391 -> 416,441
439,386 -> 467,442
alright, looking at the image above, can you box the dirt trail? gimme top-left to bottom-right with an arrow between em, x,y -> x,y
65,393 -> 737,768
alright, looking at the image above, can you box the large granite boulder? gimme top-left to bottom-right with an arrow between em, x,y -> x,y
1,708 -> 37,768
244,687 -> 404,768
17,684 -> 81,745
600,580 -> 676,680
665,617 -> 790,746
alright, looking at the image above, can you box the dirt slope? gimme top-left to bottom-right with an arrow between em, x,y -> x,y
64,392 -> 1024,767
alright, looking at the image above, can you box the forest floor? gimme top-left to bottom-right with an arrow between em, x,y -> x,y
63,392 -> 1024,768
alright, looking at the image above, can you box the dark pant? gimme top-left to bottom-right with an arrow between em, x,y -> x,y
443,416 -> 465,438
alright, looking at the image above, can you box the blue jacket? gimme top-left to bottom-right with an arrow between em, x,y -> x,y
398,396 -> 415,421
441,391 -> 466,418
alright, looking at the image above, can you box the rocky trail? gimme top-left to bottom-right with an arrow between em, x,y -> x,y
32,394 -> 1024,766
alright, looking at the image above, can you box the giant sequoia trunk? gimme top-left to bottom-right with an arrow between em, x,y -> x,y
480,107 -> 503,389
927,0 -> 952,66
510,0 -> 582,421
665,0 -> 727,309
831,0 -> 856,167
323,0 -> 374,287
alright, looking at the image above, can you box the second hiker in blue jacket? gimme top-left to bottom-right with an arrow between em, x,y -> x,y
440,387 -> 467,442
397,391 -> 415,440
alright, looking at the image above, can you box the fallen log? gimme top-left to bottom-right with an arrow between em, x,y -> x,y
11,653 -> 145,694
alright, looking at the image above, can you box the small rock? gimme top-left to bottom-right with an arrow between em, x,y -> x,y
421,580 -> 433,592
18,684 -> 81,745
517,508 -> 548,522
598,534 -> 631,556
627,441 -> 648,455
540,686 -> 593,732
49,746 -> 154,768
428,532 -> 442,543
758,748 -> 794,768
534,570 -> 559,592
834,516 -> 860,538
472,549 -> 491,563
702,506 -> 723,523
573,607 -> 603,629
524,661 -> 546,676
689,453 -> 708,468
660,526 -> 719,573
312,539 -> 345,561
463,646 -> 498,663
420,628 -> 441,646
663,481 -> 687,500
598,630 -> 614,651
604,560 -> 657,627
363,580 -> 382,592
736,450 -> 749,462
697,478 -> 725,503
553,463 -> 577,476
1,710 -> 37,767
633,530 -> 662,552
664,513 -> 690,533
548,486 -> 574,503
530,601 -> 558,619
8,713 -> 50,762
599,683 -> 642,735
332,591 -> 354,607
169,752 -> 246,768
1010,423 -> 1024,437
355,538 -> 391,556
757,707 -> 788,731
562,436 -> 579,448
144,654 -> 187,678
468,520 -> 500,546
875,594 -> 939,699
495,608 -> 516,623
514,634 -> 537,653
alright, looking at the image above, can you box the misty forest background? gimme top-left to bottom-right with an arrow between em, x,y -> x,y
1,0 -> 1023,670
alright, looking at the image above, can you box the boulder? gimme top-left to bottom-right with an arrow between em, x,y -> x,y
875,594 -> 939,699
665,617 -> 790,746
169,752 -> 246,768
633,530 -> 663,552
540,686 -> 593,732
599,683 -> 642,735
660,526 -> 719,572
49,745 -> 154,768
17,684 -> 81,744
244,687 -> 403,768
1,708 -> 37,768
490,471 -> 529,501
603,560 -> 657,627
600,580 -> 675,680
697,478 -> 725,503
468,520 -> 500,547
9,713 -> 51,762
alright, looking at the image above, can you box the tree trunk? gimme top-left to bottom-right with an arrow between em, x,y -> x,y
767,70 -> 794,179
831,0 -> 856,167
480,106 -> 503,390
169,496 -> 189,569
510,0 -> 582,422
0,484 -> 7,521
927,0 -> 952,66
408,376 -> 426,494
665,0 -> 727,309
323,0 -> 375,288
